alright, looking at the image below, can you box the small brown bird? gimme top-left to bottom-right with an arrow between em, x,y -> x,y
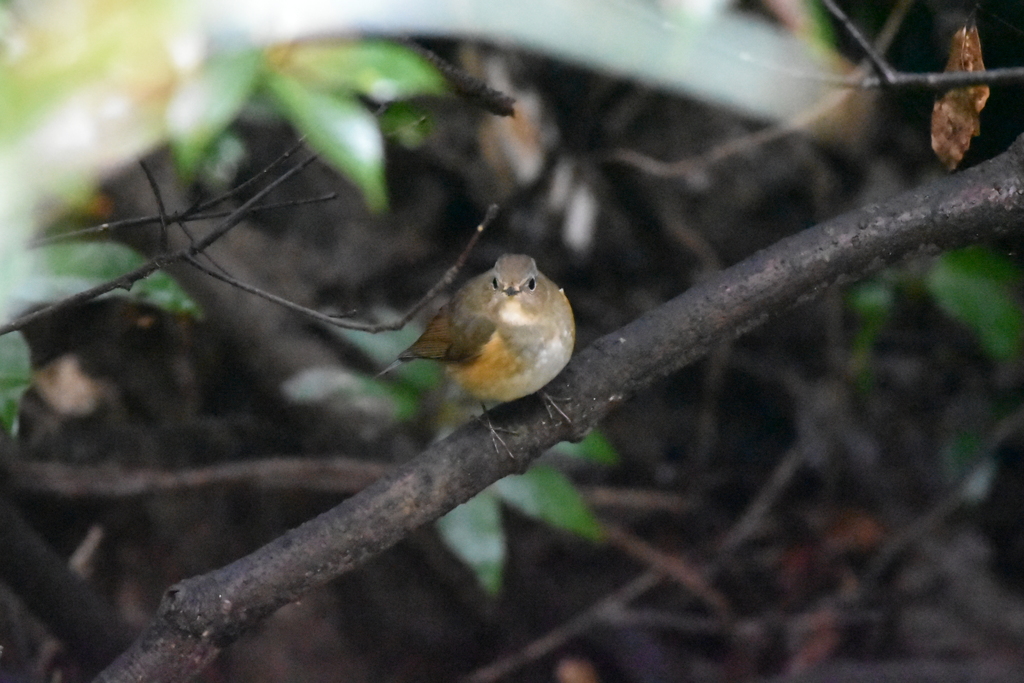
395,254 -> 575,403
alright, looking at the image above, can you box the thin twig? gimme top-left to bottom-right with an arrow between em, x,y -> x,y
192,139 -> 309,213
145,163 -> 238,286
583,487 -> 697,515
30,194 -> 338,248
861,401 -> 1024,587
68,525 -> 105,579
185,255 -> 358,324
4,457 -> 389,498
856,65 -> 1024,91
820,0 -> 897,84
602,522 -> 731,618
3,452 -> 697,517
604,0 -> 944,179
31,139 -> 318,250
401,40 -> 516,117
461,570 -> 663,683
139,161 -> 171,254
0,156 -> 317,337
141,161 -> 234,279
718,446 -> 806,554
462,434 -> 811,682
184,203 -> 498,333
381,202 -> 497,329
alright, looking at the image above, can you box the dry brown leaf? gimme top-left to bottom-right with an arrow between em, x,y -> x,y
931,25 -> 989,170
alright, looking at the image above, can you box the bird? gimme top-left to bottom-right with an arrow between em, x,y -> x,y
394,254 -> 575,404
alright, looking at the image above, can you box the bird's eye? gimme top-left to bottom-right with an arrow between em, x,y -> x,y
491,277 -> 499,290
527,278 -> 536,291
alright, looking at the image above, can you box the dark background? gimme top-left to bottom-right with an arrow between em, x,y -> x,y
6,1 -> 1024,681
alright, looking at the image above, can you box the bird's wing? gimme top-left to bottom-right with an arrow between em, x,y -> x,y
446,309 -> 497,362
399,307 -> 454,361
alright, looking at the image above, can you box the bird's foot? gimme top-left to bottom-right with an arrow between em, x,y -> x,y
541,392 -> 572,425
476,405 -> 516,458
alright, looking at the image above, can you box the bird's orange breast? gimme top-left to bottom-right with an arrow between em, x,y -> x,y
447,332 -> 531,403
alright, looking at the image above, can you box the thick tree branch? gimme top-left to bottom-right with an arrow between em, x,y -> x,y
93,134 -> 1024,682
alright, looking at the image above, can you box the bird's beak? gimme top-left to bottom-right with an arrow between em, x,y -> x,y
503,286 -> 520,296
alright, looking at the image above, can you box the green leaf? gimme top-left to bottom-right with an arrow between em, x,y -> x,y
436,491 -> 505,594
266,72 -> 387,211
551,430 -> 620,465
0,332 -> 31,435
169,49 -> 263,179
270,40 -> 446,101
14,242 -> 199,316
926,247 -> 1024,361
379,101 -> 434,148
492,465 -> 604,541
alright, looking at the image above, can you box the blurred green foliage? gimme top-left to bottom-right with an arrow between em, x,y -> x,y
0,332 -> 30,434
926,246 -> 1024,361
439,462 -> 606,594
436,490 -> 506,594
849,247 -> 1024,388
17,242 -> 200,316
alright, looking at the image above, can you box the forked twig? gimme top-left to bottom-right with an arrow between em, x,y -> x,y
0,155 -> 317,337
607,0 -> 915,179
820,0 -> 897,84
30,194 -> 338,249
183,203 -> 498,333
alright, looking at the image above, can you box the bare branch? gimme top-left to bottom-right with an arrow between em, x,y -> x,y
139,160 -> 171,253
820,4 -> 1024,93
400,40 -> 516,117
182,203 -> 498,333
4,457 -> 696,518
461,570 -> 663,683
717,446 -> 806,554
29,194 -> 338,248
602,523 -> 731,617
856,66 -> 1024,91
820,0 -> 897,84
5,457 -> 388,498
91,134 -> 1024,683
191,139 -> 309,213
603,0 -> 906,179
0,155 -> 316,338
